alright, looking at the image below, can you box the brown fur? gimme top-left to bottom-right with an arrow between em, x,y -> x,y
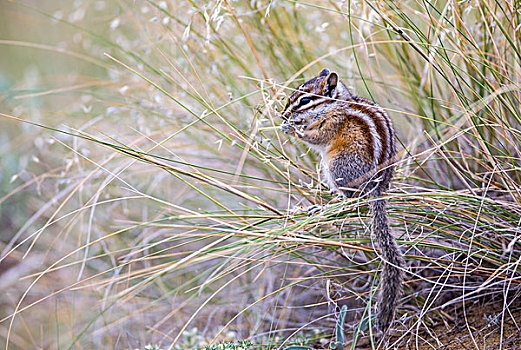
281,69 -> 404,335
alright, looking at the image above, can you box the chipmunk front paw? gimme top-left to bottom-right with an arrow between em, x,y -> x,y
281,123 -> 305,138
281,122 -> 296,135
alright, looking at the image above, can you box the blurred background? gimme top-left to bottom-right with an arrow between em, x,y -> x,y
1,0 -> 521,349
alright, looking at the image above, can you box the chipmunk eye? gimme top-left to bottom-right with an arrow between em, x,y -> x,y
299,97 -> 312,105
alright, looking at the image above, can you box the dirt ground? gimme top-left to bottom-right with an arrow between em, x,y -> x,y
415,300 -> 521,350
334,298 -> 521,350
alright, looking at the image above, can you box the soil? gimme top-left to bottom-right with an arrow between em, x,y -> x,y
412,299 -> 521,350
311,298 -> 521,349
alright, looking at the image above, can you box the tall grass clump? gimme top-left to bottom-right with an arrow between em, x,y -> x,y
0,0 -> 520,349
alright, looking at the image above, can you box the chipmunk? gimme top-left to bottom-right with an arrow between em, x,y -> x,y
281,68 -> 403,334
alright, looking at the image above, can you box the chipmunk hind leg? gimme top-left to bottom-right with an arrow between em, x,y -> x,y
328,153 -> 374,198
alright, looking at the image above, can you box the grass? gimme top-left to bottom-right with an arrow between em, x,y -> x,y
1,0 -> 521,349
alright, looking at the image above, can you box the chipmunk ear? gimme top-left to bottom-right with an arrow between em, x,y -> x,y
322,71 -> 338,98
318,68 -> 330,77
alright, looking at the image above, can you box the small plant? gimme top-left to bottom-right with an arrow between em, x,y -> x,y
330,305 -> 347,350
203,340 -> 253,350
141,345 -> 162,350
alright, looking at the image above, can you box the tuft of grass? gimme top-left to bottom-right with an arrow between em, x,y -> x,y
0,0 -> 520,349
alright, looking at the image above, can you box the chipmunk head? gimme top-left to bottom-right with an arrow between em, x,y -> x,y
281,68 -> 350,127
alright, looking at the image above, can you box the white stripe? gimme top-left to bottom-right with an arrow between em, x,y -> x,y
291,94 -> 327,112
349,108 -> 381,165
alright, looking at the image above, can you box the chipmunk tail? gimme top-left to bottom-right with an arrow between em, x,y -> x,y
370,198 -> 404,334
